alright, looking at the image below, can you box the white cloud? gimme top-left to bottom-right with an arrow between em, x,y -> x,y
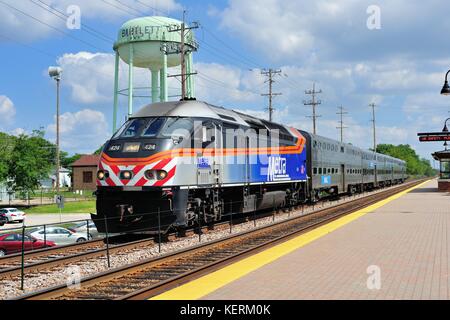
46,109 -> 110,154
219,0 -> 450,63
56,52 -> 116,104
0,95 -> 16,127
10,128 -> 27,136
0,0 -> 181,42
195,63 -> 264,104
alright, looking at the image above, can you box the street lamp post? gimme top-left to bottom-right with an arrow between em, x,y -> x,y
440,70 -> 450,95
48,67 -> 62,196
442,117 -> 450,133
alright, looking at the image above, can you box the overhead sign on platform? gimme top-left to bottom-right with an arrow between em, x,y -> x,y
417,132 -> 450,142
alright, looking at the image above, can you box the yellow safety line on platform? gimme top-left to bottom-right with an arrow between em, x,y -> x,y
150,180 -> 430,300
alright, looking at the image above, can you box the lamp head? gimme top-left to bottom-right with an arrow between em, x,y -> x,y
48,66 -> 62,80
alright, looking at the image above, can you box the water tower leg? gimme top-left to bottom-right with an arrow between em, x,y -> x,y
151,69 -> 159,103
159,69 -> 164,102
128,45 -> 134,117
113,50 -> 120,133
160,54 -> 168,102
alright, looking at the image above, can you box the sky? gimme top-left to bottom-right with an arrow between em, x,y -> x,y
0,0 -> 449,165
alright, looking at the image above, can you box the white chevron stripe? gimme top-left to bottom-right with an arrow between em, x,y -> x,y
101,162 -> 122,186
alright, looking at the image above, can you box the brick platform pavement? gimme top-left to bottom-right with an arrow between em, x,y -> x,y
202,179 -> 450,300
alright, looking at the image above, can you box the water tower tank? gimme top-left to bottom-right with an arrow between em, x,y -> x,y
112,16 -> 197,132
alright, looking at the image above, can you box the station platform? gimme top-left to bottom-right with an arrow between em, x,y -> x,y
153,179 -> 450,300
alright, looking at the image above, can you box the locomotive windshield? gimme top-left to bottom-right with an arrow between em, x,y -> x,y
111,117 -> 193,140
142,117 -> 166,137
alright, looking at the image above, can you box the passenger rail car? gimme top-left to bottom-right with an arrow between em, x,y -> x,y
92,100 -> 406,233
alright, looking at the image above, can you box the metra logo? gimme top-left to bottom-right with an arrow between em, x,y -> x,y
267,156 -> 290,182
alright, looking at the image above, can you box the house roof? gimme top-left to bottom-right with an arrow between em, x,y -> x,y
71,155 -> 100,167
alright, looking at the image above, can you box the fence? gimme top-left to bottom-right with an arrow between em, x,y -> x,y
0,188 -> 95,207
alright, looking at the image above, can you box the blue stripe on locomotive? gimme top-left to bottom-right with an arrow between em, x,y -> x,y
222,148 -> 307,184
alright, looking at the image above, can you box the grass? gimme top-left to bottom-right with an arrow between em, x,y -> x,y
24,200 -> 96,214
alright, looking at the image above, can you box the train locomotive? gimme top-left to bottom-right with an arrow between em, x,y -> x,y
92,100 -> 406,233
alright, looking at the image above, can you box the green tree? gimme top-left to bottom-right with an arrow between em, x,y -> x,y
7,130 -> 55,193
0,132 -> 15,182
376,144 -> 436,177
61,152 -> 82,168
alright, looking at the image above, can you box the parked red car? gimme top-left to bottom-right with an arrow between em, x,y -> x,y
0,233 -> 56,256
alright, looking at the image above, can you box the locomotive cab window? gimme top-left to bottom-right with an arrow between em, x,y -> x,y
121,119 -> 146,138
142,117 -> 166,137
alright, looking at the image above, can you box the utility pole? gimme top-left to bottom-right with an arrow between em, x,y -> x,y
261,69 -> 282,122
304,83 -> 322,134
167,10 -> 199,100
48,67 -> 62,195
56,77 -> 60,195
336,106 -> 348,143
370,103 -> 377,152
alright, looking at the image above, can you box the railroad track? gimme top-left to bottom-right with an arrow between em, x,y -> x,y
16,179 -> 426,300
0,222 -> 234,279
0,239 -> 106,274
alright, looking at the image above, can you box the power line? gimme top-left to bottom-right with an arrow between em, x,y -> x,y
0,0 -> 105,51
261,69 -> 282,122
31,0 -> 114,43
336,106 -> 348,143
303,83 -> 322,135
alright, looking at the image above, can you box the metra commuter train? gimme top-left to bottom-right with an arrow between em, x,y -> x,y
92,100 -> 406,233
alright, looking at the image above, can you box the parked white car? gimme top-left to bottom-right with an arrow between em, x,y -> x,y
69,221 -> 99,240
29,226 -> 87,245
0,208 -> 26,223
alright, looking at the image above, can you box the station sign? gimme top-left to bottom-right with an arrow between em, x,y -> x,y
417,132 -> 450,142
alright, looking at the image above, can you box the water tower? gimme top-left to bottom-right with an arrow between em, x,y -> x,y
112,16 -> 198,132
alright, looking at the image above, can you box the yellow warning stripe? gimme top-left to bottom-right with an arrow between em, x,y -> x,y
150,180 -> 430,300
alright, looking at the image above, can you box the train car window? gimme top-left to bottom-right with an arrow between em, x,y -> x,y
340,146 -> 344,153
142,118 -> 166,137
327,144 -> 330,150
313,140 -> 317,148
328,168 -> 331,174
222,123 -> 240,148
318,168 -> 322,174
121,119 -> 146,138
313,168 -> 317,174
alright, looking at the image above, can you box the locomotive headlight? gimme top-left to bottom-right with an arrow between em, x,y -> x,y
120,171 -> 133,180
156,170 -> 168,180
144,170 -> 155,180
97,170 -> 109,180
